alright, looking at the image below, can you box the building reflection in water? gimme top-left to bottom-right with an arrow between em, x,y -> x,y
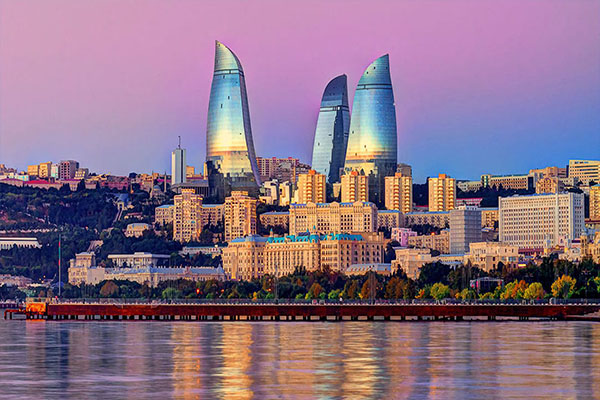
2,320 -> 600,398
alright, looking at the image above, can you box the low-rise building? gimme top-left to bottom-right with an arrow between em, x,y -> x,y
104,266 -> 225,287
407,230 -> 450,254
391,248 -> 434,280
107,252 -> 170,268
535,176 -> 565,194
155,204 -> 175,225
202,204 -> 225,226
125,223 -> 150,238
481,173 -> 533,191
403,211 -> 450,229
391,227 -> 417,246
259,211 -> 290,230
465,242 -> 520,272
377,210 -> 402,231
0,237 -> 42,250
480,208 -> 499,228
346,263 -> 392,276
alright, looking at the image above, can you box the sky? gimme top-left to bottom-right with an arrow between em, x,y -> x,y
0,0 -> 599,182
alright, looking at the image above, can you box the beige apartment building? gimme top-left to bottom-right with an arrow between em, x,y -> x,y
173,188 -> 203,242
535,176 -> 565,194
481,174 -> 533,191
428,174 -> 456,211
403,211 -> 450,228
480,208 -> 499,228
407,230 -> 450,254
289,201 -> 377,235
590,185 -> 600,220
223,232 -> 384,280
499,192 -> 585,249
155,204 -> 175,225
296,169 -> 326,204
341,171 -> 369,203
224,191 -> 257,241
568,159 -> 600,185
385,172 -> 413,214
391,248 -> 434,280
465,242 -> 519,272
259,211 -> 290,230
27,164 -> 39,177
202,204 -> 225,226
38,162 -> 52,178
377,210 -> 402,231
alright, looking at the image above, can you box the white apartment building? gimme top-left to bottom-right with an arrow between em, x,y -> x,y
568,159 -> 600,185
499,192 -> 585,249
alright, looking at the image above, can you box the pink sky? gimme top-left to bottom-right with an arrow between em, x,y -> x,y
0,0 -> 598,181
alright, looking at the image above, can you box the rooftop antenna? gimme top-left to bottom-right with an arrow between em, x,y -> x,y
178,135 -> 181,149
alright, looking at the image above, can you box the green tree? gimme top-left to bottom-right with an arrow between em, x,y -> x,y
551,275 -> 576,299
500,280 -> 528,300
99,281 -> 119,297
305,282 -> 323,300
430,283 -> 450,300
328,289 -> 341,300
523,282 -> 545,300
456,288 -> 476,300
162,287 -> 182,300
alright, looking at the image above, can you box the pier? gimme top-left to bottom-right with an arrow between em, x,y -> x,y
5,301 -> 600,321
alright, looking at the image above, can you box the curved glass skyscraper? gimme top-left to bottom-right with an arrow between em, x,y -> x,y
206,41 -> 260,198
311,75 -> 350,183
344,54 -> 397,204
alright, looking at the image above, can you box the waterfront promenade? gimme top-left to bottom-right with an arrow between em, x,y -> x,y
6,299 -> 600,321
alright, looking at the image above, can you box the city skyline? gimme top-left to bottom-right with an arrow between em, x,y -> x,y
0,0 -> 599,182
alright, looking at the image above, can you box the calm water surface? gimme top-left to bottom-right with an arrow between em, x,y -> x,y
0,319 -> 599,399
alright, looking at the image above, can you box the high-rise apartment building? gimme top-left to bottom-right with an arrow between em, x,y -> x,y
385,172 -> 413,214
344,55 -> 397,204
224,191 -> 257,241
568,160 -> 600,185
311,75 -> 350,183
499,192 -> 585,249
289,201 -> 377,235
590,185 -> 600,220
173,189 -> 203,242
296,170 -> 326,204
341,171 -> 368,203
50,164 -> 59,178
58,160 -> 79,180
171,141 -> 186,186
428,174 -> 456,211
205,41 -> 261,198
449,206 -> 482,254
27,165 -> 39,177
38,162 -> 52,178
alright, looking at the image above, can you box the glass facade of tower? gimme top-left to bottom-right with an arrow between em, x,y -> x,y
311,75 -> 350,183
344,54 -> 397,204
206,41 -> 260,198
